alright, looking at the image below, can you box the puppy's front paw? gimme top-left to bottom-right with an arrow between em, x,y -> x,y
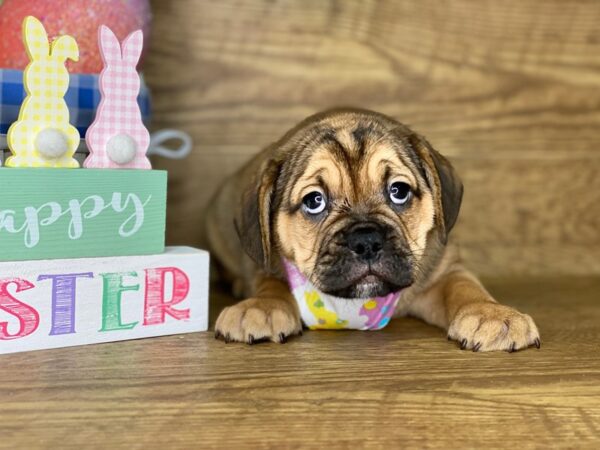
447,302 -> 540,352
215,297 -> 302,344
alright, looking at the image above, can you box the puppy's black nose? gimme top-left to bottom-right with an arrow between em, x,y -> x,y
347,226 -> 384,262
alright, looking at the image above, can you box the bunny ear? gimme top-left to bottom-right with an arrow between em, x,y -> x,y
23,16 -> 50,60
99,25 -> 122,65
50,35 -> 79,62
121,30 -> 143,67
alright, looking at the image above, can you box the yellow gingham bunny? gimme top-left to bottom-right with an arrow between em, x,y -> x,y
6,16 -> 80,168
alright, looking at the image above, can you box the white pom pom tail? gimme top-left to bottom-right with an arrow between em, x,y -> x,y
35,128 -> 69,159
106,133 -> 137,165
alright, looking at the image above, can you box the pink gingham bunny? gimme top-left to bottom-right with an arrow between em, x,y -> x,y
84,26 -> 151,169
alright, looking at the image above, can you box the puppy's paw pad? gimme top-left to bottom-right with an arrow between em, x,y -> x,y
448,302 -> 540,352
215,298 -> 302,344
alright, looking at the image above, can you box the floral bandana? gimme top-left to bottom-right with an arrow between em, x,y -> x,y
282,260 -> 402,330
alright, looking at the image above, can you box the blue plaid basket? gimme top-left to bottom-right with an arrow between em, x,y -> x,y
0,68 -> 151,136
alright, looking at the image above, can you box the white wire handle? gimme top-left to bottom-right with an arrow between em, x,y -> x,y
148,129 -> 192,159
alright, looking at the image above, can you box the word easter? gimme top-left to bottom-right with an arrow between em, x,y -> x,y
0,247 -> 209,354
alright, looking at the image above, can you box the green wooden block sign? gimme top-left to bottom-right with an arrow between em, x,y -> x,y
0,168 -> 167,261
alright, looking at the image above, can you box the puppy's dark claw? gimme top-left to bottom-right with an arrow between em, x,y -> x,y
214,330 -> 222,340
508,342 -> 517,353
224,333 -> 232,344
472,342 -> 482,352
534,338 -> 541,349
278,332 -> 287,344
447,335 -> 452,341
460,338 -> 468,350
247,334 -> 255,345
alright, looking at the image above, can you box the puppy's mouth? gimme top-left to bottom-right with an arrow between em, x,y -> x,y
321,269 -> 411,299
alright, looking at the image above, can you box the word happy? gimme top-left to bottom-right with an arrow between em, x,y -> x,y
0,192 -> 150,248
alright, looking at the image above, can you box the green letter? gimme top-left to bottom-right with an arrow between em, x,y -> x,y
99,272 -> 139,331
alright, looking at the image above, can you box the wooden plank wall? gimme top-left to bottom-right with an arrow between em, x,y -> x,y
145,0 -> 600,276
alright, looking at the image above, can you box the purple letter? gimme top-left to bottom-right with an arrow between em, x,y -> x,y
37,273 -> 94,335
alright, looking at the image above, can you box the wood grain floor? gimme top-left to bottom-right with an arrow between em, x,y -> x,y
1,276 -> 599,449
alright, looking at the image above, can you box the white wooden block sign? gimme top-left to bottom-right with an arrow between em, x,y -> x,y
0,246 -> 209,355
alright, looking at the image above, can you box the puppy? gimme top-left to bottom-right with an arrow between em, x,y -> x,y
205,108 -> 540,352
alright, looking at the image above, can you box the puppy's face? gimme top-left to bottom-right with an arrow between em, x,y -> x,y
237,109 -> 463,298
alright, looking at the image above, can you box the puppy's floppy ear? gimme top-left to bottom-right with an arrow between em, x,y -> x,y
234,158 -> 279,268
409,134 -> 463,242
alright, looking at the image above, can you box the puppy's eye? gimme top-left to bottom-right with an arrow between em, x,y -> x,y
389,182 -> 412,205
302,191 -> 327,215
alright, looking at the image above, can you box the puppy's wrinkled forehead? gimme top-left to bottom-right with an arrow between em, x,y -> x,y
279,115 -> 425,206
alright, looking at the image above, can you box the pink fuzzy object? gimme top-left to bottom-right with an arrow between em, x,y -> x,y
84,26 -> 151,170
0,0 -> 151,74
